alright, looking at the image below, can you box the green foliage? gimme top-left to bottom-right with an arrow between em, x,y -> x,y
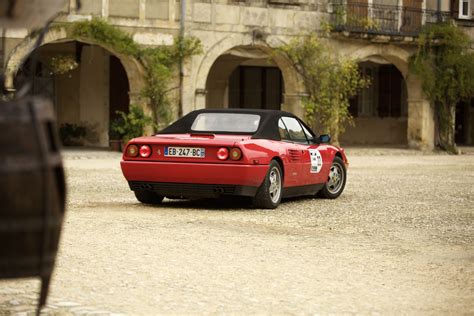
278,33 -> 369,145
409,22 -> 474,153
111,105 -> 154,143
67,19 -> 202,128
109,118 -> 124,140
69,18 -> 140,57
59,123 -> 87,146
140,36 -> 203,128
48,55 -> 78,75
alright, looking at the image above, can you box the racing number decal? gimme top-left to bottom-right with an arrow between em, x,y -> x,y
309,149 -> 323,173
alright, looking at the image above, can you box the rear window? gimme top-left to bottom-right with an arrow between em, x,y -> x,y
191,113 -> 261,133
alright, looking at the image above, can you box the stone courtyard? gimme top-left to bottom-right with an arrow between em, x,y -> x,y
0,147 -> 473,315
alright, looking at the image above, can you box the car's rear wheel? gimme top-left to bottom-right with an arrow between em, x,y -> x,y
318,156 -> 346,199
134,190 -> 164,204
252,160 -> 282,209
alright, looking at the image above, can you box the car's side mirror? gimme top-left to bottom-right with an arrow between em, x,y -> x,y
319,134 -> 331,144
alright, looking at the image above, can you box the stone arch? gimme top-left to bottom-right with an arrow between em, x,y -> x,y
192,34 -> 305,115
345,44 -> 434,149
4,27 -> 146,101
348,44 -> 411,78
4,27 -> 149,147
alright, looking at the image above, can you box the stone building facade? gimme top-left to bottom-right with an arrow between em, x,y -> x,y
1,0 -> 473,148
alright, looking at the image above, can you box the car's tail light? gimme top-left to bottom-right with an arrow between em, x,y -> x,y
126,144 -> 139,157
139,145 -> 151,158
230,147 -> 242,161
217,147 -> 229,160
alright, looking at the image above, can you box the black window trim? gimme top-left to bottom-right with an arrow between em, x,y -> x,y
279,116 -> 312,145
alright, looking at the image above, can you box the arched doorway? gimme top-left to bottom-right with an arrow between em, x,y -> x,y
340,56 -> 408,145
455,98 -> 474,145
206,46 -> 283,110
196,41 -> 304,115
4,27 -> 146,147
13,41 -> 130,147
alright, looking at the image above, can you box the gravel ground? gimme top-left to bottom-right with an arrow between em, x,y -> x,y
1,147 -> 473,315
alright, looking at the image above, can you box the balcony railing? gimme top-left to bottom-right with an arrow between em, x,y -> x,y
330,2 -> 452,37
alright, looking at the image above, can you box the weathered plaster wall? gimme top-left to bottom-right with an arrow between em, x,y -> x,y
36,43 -> 82,127
77,0 -> 103,15
340,117 -> 408,145
109,0 -> 140,18
425,0 -> 449,11
79,45 -> 110,146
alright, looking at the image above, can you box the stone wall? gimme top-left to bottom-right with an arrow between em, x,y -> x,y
340,117 -> 408,145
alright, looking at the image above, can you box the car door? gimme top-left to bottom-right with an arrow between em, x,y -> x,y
299,121 -> 329,185
279,117 -> 310,187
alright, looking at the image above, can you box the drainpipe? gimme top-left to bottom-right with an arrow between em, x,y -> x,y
178,0 -> 186,118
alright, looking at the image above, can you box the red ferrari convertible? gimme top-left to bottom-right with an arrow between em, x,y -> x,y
120,109 -> 348,209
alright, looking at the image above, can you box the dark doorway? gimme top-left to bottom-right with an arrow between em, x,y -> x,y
228,66 -> 282,110
343,61 -> 408,145
349,63 -> 405,118
455,99 -> 473,145
378,64 -> 403,117
14,58 -> 55,101
109,55 -> 130,120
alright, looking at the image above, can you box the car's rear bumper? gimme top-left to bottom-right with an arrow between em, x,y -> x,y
121,161 -> 268,195
128,181 -> 258,198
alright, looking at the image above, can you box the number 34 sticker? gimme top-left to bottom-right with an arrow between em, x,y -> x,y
309,149 -> 323,173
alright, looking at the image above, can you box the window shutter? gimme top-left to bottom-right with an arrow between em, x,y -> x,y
452,0 -> 460,17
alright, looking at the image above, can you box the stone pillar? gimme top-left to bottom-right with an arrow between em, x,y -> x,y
79,46 -> 110,147
102,0 -> 109,17
129,92 -> 142,105
282,93 -> 306,118
194,90 -> 207,111
407,99 -> 435,150
169,0 -> 176,21
139,0 -> 146,20
406,78 -> 435,150
69,0 -> 76,11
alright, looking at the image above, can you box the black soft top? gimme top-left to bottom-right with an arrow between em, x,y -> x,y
159,108 -> 309,141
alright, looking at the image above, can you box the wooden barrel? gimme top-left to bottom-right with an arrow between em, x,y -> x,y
0,96 -> 66,305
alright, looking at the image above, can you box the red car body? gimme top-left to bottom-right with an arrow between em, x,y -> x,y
121,109 -> 348,208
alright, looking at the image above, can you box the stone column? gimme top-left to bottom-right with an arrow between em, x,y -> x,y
194,90 -> 207,111
79,46 -> 110,147
169,0 -> 176,22
406,77 -> 435,150
129,92 -> 142,105
69,0 -> 76,11
139,0 -> 146,20
102,0 -> 109,17
282,93 -> 306,118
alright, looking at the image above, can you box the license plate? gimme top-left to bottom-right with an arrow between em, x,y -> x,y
164,146 -> 205,158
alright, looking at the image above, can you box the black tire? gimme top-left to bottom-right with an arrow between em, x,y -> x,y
252,160 -> 283,209
318,156 -> 346,199
134,190 -> 164,204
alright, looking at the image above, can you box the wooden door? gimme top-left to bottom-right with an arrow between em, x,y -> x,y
346,0 -> 369,31
452,0 -> 460,18
401,0 -> 423,34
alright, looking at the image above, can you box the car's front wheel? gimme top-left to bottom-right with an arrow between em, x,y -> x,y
134,190 -> 164,204
318,156 -> 346,199
252,160 -> 283,209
